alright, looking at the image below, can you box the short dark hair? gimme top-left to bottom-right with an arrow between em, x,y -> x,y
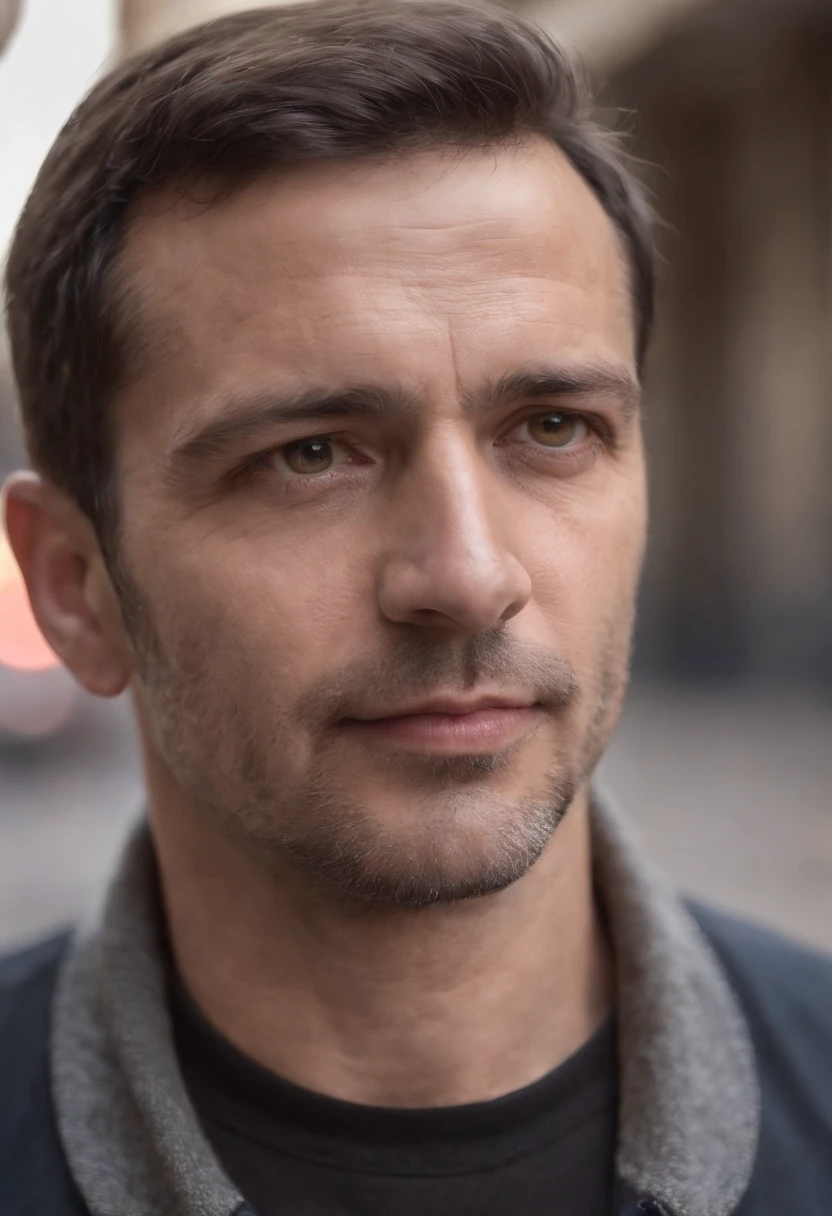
5,0 -> 653,534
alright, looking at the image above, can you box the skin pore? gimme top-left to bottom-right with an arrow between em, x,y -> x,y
5,137 -> 647,1106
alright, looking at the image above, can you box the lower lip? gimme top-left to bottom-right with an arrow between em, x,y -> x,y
344,706 -> 539,753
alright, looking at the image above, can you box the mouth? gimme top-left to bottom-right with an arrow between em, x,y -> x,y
341,696 -> 542,755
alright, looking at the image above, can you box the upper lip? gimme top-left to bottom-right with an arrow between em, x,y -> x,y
351,695 -> 537,721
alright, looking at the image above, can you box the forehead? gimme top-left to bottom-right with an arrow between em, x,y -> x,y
117,138 -> 635,437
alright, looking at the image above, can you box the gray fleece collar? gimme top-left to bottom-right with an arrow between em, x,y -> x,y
591,793 -> 759,1214
51,792 -> 759,1216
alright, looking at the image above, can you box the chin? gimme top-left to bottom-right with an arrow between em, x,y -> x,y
279,779 -> 578,908
343,851 -> 547,908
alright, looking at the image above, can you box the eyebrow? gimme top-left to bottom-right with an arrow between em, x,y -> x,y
167,360 -> 640,470
167,385 -> 408,467
470,363 -> 640,417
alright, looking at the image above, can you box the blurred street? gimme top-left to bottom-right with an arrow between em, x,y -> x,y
1,683 -> 829,953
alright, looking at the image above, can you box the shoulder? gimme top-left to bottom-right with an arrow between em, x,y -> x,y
690,902 -> 832,1212
0,931 -> 70,1061
0,930 -> 69,994
690,901 -> 832,1054
691,899 -> 832,995
0,932 -> 89,1215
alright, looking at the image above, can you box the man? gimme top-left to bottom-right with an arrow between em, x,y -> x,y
1,2 -> 831,1213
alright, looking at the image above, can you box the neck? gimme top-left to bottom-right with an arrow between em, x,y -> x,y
151,789 -> 611,1108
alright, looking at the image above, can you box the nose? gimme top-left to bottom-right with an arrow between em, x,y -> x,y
376,439 -> 532,634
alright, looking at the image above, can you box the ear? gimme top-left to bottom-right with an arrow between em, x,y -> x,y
3,471 -> 132,697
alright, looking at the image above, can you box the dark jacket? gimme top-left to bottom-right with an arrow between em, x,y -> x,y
2,805 -> 832,1215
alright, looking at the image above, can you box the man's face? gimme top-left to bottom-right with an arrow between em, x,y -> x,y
113,138 -> 647,904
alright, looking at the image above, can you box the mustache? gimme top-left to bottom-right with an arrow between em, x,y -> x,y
296,627 -> 578,726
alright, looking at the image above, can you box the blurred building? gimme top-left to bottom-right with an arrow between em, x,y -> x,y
598,0 -> 832,688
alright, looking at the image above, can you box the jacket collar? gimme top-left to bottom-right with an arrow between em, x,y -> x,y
591,792 -> 759,1214
51,791 -> 759,1216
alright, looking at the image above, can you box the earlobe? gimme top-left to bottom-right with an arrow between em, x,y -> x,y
3,471 -> 132,698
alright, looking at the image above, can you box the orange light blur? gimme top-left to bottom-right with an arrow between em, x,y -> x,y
0,530 -> 59,672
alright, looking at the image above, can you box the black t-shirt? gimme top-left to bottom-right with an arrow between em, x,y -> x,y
172,978 -> 619,1216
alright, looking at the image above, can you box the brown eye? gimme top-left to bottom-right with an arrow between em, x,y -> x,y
526,412 -> 583,448
282,438 -> 336,474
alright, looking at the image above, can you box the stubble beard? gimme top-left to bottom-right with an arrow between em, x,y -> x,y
118,565 -> 631,910
265,746 -> 579,908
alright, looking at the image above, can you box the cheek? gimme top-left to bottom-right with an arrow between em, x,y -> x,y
158,531 -> 372,689
578,503 -> 646,626
524,470 -> 646,651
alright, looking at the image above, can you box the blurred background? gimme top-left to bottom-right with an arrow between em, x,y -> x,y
0,0 -> 829,951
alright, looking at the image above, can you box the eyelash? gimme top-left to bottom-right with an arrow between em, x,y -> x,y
237,410 -> 606,491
